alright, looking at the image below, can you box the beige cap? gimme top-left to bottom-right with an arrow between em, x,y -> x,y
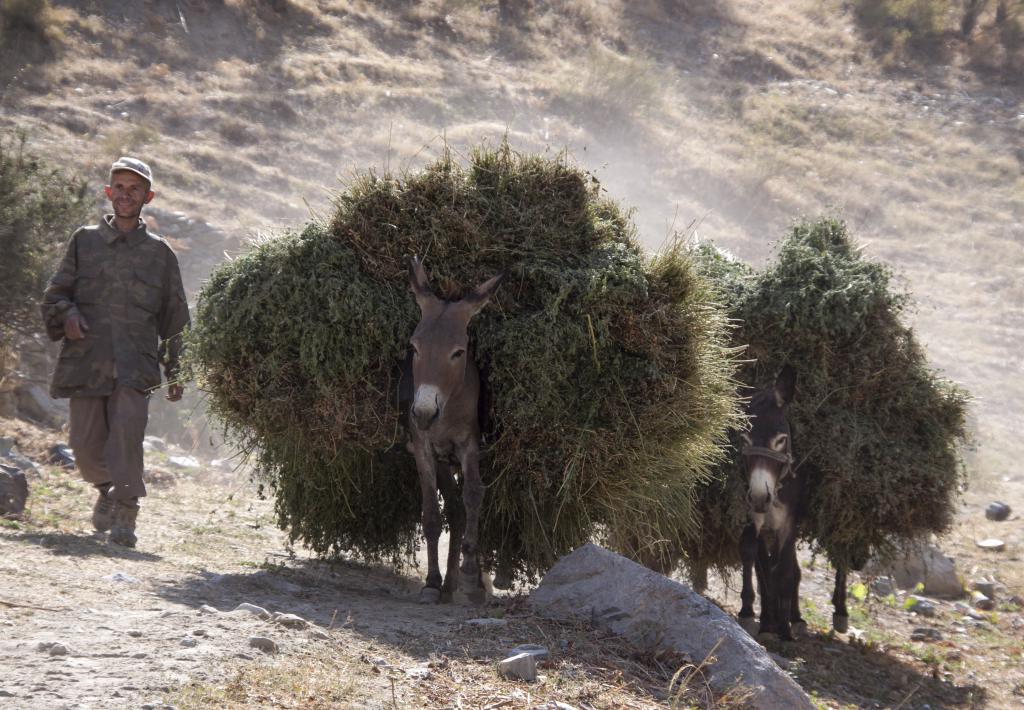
110,156 -> 153,188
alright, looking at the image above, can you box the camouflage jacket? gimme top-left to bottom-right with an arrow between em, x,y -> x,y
40,215 -> 191,399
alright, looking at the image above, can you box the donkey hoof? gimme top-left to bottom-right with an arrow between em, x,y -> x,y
791,621 -> 808,637
418,586 -> 442,604
738,615 -> 759,636
832,614 -> 849,634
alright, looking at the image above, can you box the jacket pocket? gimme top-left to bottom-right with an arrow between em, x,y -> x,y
74,265 -> 105,305
132,267 -> 163,314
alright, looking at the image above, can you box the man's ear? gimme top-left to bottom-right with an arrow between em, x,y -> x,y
144,190 -> 156,204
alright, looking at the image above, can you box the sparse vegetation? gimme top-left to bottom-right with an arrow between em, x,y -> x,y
0,130 -> 90,340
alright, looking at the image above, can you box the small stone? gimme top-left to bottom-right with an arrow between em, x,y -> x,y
508,643 -> 549,661
972,591 -> 995,611
971,581 -> 996,598
464,617 -> 507,627
985,502 -> 1011,521
127,629 -> 143,638
179,637 -> 198,648
946,651 -> 963,662
131,652 -> 148,659
910,627 -> 942,642
497,652 -> 537,682
405,665 -> 431,680
35,641 -> 55,652
870,576 -> 896,596
199,605 -> 219,614
192,629 -> 207,636
233,603 -> 271,619
0,690 -> 15,698
908,597 -> 936,617
975,538 -> 1005,552
168,455 -> 200,469
103,572 -> 141,584
308,627 -> 330,641
272,612 -> 308,629
249,636 -> 278,653
49,643 -> 69,656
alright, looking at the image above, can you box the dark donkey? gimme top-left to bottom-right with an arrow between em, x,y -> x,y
407,256 -> 503,604
737,365 -> 849,639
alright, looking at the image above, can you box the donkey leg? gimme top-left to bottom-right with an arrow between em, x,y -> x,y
738,525 -> 759,635
790,549 -> 807,637
832,565 -> 849,633
776,537 -> 799,641
414,447 -> 443,604
437,463 -> 464,602
457,442 -> 486,605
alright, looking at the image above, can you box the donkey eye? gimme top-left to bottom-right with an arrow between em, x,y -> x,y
451,348 -> 465,360
771,434 -> 788,451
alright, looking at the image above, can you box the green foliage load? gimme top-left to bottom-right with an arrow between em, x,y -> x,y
0,130 -> 90,338
188,143 -> 741,580
688,218 -> 970,573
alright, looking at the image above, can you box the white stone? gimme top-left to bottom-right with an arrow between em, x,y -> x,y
272,612 -> 308,629
497,652 -> 537,682
530,544 -> 814,710
232,603 -> 271,619
865,544 -> 963,598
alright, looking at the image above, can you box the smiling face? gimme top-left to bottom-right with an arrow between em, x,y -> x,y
104,170 -> 154,222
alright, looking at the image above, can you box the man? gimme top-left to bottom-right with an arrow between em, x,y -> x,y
41,157 -> 190,548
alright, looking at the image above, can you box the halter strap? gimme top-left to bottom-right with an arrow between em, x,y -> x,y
741,445 -> 792,464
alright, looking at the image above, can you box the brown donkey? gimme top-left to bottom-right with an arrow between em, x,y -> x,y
407,256 -> 503,604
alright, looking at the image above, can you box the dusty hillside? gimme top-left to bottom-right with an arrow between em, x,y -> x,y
1,0 -> 1021,479
1,2 -> 1023,707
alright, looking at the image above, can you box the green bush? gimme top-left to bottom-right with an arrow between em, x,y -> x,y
855,0 -> 952,52
187,142 -> 741,580
0,131 -> 90,339
688,218 -> 970,574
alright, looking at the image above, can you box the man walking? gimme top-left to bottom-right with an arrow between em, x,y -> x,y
41,157 -> 190,547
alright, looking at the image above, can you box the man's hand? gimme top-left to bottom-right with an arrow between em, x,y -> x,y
64,313 -> 89,340
166,384 -> 184,402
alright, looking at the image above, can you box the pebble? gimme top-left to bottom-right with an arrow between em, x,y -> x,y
308,627 -> 331,641
272,612 -> 308,629
908,596 -> 936,617
975,538 -> 1005,552
179,637 -> 198,648
985,502 -> 1011,521
132,652 -> 148,659
249,636 -> 278,654
910,627 -> 943,642
199,604 -> 219,614
508,643 -> 549,661
0,690 -> 14,698
49,643 -> 69,656
405,666 -> 431,680
103,572 -> 141,584
972,591 -> 995,611
233,603 -> 271,619
497,652 -> 537,682
971,581 -> 996,598
192,629 -> 208,636
870,576 -> 896,596
464,617 -> 507,627
168,455 -> 200,469
127,629 -> 143,638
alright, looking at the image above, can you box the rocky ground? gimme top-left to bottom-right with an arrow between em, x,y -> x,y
2,415 -> 1022,709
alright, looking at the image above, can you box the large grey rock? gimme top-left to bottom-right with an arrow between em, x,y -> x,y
530,544 -> 813,710
865,543 -> 963,598
16,383 -> 66,427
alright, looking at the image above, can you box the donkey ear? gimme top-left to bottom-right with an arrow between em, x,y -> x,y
774,363 -> 796,408
408,256 -> 438,312
463,272 -> 504,318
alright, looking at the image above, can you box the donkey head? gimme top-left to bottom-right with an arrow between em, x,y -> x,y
742,364 -> 796,514
407,256 -> 503,431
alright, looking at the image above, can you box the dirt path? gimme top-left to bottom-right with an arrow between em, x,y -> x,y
2,416 -> 1022,709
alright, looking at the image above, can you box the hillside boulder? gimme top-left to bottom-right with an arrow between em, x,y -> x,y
530,544 -> 813,710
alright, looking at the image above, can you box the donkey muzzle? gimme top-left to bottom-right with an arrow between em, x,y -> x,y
412,386 -> 442,430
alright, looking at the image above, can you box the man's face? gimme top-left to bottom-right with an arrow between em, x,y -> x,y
104,170 -> 154,219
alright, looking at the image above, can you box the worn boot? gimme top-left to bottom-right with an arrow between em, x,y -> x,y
91,482 -> 115,533
109,498 -> 139,548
